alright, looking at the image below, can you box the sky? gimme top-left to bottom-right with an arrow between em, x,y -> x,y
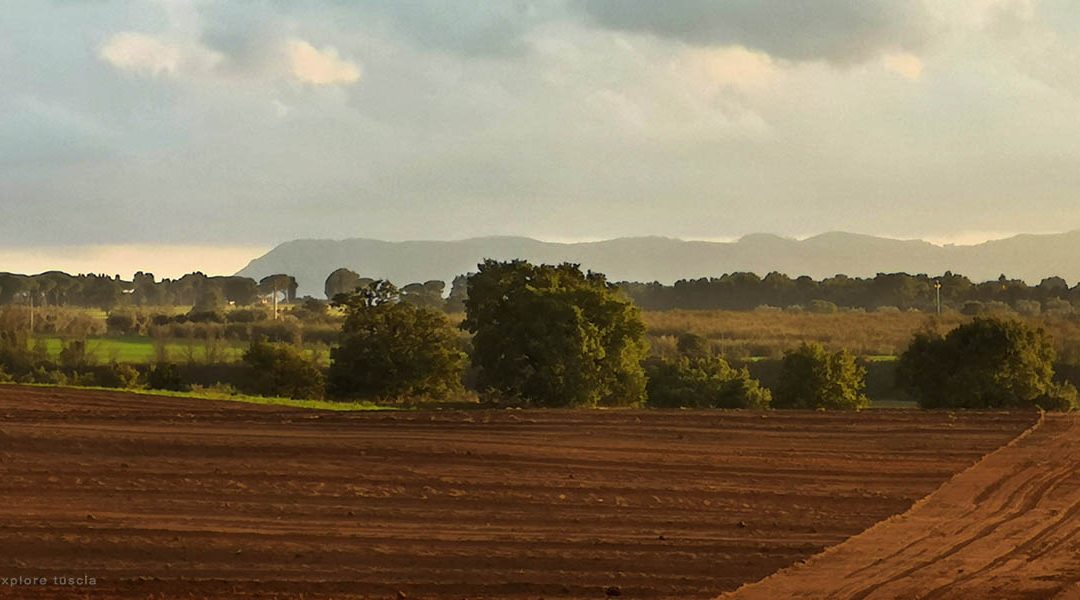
3,0 -> 1080,276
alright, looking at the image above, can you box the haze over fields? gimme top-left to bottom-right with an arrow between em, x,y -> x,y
5,1 -> 1080,277
240,231 -> 1080,297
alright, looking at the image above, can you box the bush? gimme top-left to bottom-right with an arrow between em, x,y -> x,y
897,317 -> 1072,410
1035,382 -> 1079,412
57,339 -> 91,369
329,281 -> 465,400
676,333 -> 711,359
243,339 -> 325,400
249,320 -> 302,344
807,300 -> 839,314
20,366 -> 68,386
96,362 -> 142,389
1045,298 -> 1073,316
645,356 -> 770,409
226,308 -> 268,324
774,342 -> 868,410
462,260 -> 648,407
147,362 -> 185,391
106,311 -> 142,336
187,310 -> 225,324
1014,300 -> 1042,317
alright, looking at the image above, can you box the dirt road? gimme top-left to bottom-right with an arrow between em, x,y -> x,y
721,413 -> 1080,599
0,386 -> 1034,599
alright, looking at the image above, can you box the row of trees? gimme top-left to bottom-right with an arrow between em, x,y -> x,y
313,261 -> 1075,411
0,272 -> 301,310
618,272 -> 1080,312
5,266 -> 1080,316
2,260 -> 1075,412
329,268 -> 1080,315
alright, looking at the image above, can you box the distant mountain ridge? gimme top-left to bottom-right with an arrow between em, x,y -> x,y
236,231 -> 1080,298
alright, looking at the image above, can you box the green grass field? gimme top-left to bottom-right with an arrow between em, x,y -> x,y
40,336 -> 247,363
38,336 -> 330,365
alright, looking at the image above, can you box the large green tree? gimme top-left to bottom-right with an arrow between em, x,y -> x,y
775,342 -> 868,410
462,260 -> 648,407
324,268 -> 367,300
328,280 -> 465,400
898,317 -> 1077,410
259,274 -> 299,304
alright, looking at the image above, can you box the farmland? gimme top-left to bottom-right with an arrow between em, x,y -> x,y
0,385 -> 1038,599
723,412 -> 1080,599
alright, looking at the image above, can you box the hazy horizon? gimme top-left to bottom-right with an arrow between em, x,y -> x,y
0,228 -> 1073,279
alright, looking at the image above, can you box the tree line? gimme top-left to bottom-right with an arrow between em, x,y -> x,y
0,271 -> 299,310
315,261 -> 1078,411
4,268 -> 1080,316
617,272 -> 1078,313
0,260 -> 1076,412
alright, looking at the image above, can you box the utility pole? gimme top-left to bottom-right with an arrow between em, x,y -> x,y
273,283 -> 279,320
934,280 -> 942,316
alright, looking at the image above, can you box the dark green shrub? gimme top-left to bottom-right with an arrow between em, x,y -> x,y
226,308 -> 268,324
147,362 -> 185,391
57,339 -> 90,369
106,311 -> 142,335
1035,382 -> 1079,412
898,318 -> 1074,411
645,356 -> 770,409
775,342 -> 868,410
243,339 -> 325,400
96,362 -> 142,389
676,333 -> 711,359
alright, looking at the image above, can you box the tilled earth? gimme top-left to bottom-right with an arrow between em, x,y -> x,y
0,386 -> 1035,599
721,412 -> 1080,600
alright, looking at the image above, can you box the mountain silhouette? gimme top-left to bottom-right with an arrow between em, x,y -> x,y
236,231 -> 1080,298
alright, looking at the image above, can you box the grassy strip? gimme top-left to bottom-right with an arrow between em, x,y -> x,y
2,382 -> 392,412
37,336 -> 332,366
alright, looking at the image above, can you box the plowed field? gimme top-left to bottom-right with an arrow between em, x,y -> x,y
0,386 -> 1035,599
720,412 -> 1080,600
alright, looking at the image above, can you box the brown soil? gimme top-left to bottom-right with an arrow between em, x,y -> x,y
720,412 -> 1080,600
0,385 -> 1035,599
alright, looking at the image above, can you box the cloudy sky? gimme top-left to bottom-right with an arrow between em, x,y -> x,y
3,0 -> 1080,275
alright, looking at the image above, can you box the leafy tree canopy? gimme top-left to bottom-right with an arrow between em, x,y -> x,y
329,280 -> 465,400
775,342 -> 868,410
897,317 -> 1077,411
645,355 -> 770,409
243,338 -> 325,400
462,260 -> 648,407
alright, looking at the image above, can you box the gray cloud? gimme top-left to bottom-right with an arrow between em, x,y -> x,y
2,0 -> 1080,260
574,0 -> 933,63
262,0 -> 561,58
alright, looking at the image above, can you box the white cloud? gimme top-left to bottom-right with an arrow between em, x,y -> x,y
882,52 -> 924,79
100,32 -> 183,76
286,39 -> 361,85
100,31 -> 221,77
